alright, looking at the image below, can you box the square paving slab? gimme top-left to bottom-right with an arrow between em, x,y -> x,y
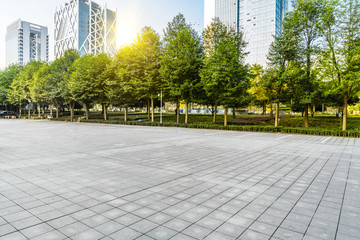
0,120 -> 359,240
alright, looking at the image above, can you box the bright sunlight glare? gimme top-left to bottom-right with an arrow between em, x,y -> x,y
116,2 -> 142,47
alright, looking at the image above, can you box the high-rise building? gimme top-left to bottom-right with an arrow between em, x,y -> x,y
6,19 -> 49,66
204,0 -> 288,66
54,0 -> 117,58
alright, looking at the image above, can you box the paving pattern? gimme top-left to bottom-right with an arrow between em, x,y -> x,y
0,120 -> 359,240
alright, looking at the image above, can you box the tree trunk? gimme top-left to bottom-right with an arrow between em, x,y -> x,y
151,97 -> 154,123
28,102 -> 31,119
19,102 -> 22,118
322,103 -> 325,114
343,94 -> 348,131
304,104 -> 309,128
233,108 -> 236,119
275,101 -> 280,127
147,98 -> 150,121
224,107 -> 228,126
103,103 -> 107,121
262,101 -> 267,115
176,98 -> 180,124
270,102 -> 273,118
185,100 -> 189,124
70,102 -> 75,122
85,104 -> 90,120
213,101 -> 218,123
124,106 -> 128,122
311,104 -> 315,118
38,104 -> 41,118
42,105 -> 45,115
33,103 -> 36,115
56,104 -> 59,118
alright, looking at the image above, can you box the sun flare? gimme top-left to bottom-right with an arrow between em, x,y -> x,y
116,6 -> 140,47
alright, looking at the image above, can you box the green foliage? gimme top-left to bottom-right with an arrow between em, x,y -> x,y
8,61 -> 44,106
31,63 -> 52,105
0,64 -> 23,105
319,0 -> 360,130
134,27 -> 162,99
107,45 -> 138,107
50,49 -> 80,108
70,53 -> 110,109
161,14 -> 203,102
200,18 -> 250,109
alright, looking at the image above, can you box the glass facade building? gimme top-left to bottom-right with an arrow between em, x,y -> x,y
204,0 -> 288,67
54,0 -> 117,58
6,19 -> 49,66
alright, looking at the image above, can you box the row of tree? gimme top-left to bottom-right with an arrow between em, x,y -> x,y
249,0 -> 360,130
1,0 -> 360,130
0,14 -> 250,126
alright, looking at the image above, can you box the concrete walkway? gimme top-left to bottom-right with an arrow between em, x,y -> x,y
0,120 -> 359,240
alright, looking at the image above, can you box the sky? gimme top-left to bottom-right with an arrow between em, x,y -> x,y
0,0 -> 204,69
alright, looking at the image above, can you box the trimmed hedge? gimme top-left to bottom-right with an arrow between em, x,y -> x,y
50,118 -> 360,138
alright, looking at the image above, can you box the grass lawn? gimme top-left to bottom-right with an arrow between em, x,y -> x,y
52,111 -> 360,131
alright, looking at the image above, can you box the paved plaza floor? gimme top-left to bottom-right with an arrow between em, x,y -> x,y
0,120 -> 359,240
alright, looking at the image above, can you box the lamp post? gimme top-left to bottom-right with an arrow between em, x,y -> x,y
160,90 -> 163,124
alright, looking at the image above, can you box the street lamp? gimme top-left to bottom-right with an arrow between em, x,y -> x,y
158,90 -> 163,124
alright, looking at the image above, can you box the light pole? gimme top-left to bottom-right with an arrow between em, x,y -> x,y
160,89 -> 163,124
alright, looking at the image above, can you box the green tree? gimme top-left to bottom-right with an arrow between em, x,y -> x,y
107,46 -> 138,122
30,63 -> 52,117
320,0 -> 360,130
288,0 -> 324,127
70,53 -> 110,120
8,61 -> 44,119
200,18 -> 249,126
161,13 -> 203,124
266,23 -> 299,127
134,27 -> 162,122
248,64 -> 270,115
0,64 -> 23,109
52,49 -> 80,120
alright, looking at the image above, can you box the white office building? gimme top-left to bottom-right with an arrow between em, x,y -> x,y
204,0 -> 289,66
54,0 -> 117,58
6,19 -> 49,66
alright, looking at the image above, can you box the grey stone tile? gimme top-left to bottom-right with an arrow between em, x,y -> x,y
335,233 -> 360,240
115,213 -> 141,226
147,212 -> 172,225
72,229 -> 104,240
0,232 -> 27,240
338,224 -> 360,238
47,216 -> 77,229
238,229 -> 270,240
203,231 -> 236,240
31,230 -> 67,240
130,219 -> 158,234
273,227 -> 304,240
182,224 -> 212,239
102,208 -> 126,219
217,222 -> 246,237
305,226 -> 336,240
70,209 -> 97,221
95,220 -> 124,235
0,121 -> 358,240
57,222 -> 89,237
11,216 -> 42,230
196,216 -> 223,230
110,227 -> 142,240
146,226 -> 177,240
164,218 -> 192,232
170,233 -> 197,240
229,214 -> 253,228
20,223 -> 54,238
249,221 -> 277,236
